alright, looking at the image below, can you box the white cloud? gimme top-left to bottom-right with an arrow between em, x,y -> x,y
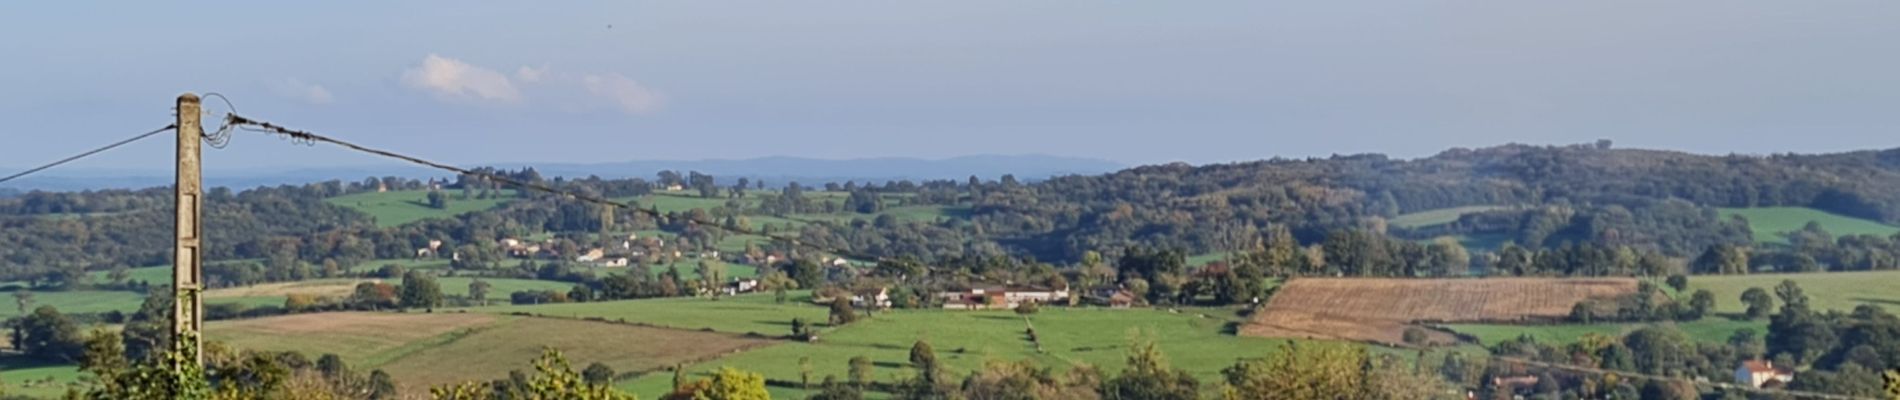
515,65 -> 548,83
401,54 -> 521,102
582,73 -> 665,114
400,54 -> 662,114
271,78 -> 334,105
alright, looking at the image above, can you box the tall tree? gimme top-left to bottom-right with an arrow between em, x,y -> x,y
398,271 -> 443,309
1100,336 -> 1197,400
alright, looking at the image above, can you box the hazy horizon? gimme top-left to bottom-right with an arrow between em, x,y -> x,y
5,1 -> 1900,172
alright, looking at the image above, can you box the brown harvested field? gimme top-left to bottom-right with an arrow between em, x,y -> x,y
208,312 -> 777,397
206,312 -> 501,365
379,317 -> 776,394
1242,277 -> 1638,345
204,279 -> 376,299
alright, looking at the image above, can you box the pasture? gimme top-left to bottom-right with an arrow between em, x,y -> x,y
326,190 -> 511,228
621,307 -> 1297,399
0,356 -> 85,399
1244,277 -> 1638,344
477,291 -> 828,335
1391,205 -> 1511,229
206,311 -> 773,397
1687,270 -> 1900,314
1718,207 -> 1899,244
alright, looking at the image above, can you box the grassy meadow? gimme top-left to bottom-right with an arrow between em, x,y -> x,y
477,291 -> 829,335
1718,206 -> 1900,244
1686,270 -> 1900,314
327,190 -> 512,228
1390,205 -> 1510,229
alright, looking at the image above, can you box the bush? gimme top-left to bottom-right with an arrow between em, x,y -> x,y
1402,327 -> 1430,346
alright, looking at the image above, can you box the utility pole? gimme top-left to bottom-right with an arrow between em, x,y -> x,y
173,93 -> 204,367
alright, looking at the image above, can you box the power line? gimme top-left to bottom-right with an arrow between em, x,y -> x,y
223,113 -> 892,264
0,125 -> 177,186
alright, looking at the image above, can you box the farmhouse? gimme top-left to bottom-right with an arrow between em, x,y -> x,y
1734,360 -> 1794,388
722,279 -> 760,296
851,287 -> 892,309
938,286 -> 1070,310
574,248 -> 605,263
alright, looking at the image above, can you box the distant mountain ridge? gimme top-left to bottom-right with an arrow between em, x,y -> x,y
0,154 -> 1123,191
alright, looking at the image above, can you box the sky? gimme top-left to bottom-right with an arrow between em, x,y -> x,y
2,1 -> 1899,172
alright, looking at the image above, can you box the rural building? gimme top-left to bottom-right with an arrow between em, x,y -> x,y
938,286 -> 1070,310
593,257 -> 630,268
852,287 -> 892,309
1734,360 -> 1794,388
722,279 -> 760,296
574,248 -> 605,263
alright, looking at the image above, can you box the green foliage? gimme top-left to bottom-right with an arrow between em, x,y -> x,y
10,305 -> 84,362
429,348 -> 636,400
399,271 -> 444,309
1100,335 -> 1196,400
693,367 -> 769,400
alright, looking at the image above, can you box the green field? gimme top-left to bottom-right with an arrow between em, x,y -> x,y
1391,205 -> 1510,229
1445,318 -> 1766,347
1719,206 -> 1900,244
477,291 -> 828,335
430,277 -> 574,298
0,356 -> 85,398
348,258 -> 453,273
1687,270 -> 1900,314
0,289 -> 146,319
620,307 -> 1298,399
327,190 -> 512,228
205,312 -> 773,397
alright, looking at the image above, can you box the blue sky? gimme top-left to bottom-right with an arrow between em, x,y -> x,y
3,1 -> 1899,171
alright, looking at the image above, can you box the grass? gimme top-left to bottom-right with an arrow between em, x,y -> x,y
1391,205 -> 1510,229
475,291 -> 828,336
0,356 -> 86,398
1444,318 -> 1767,346
347,258 -> 453,273
0,289 -> 147,319
619,307 -> 1299,399
1719,207 -> 1900,244
431,277 -> 574,297
1186,252 -> 1235,267
207,312 -> 772,397
327,190 -> 511,228
1687,270 -> 1900,314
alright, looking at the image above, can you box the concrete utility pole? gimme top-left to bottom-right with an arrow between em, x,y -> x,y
173,93 -> 205,367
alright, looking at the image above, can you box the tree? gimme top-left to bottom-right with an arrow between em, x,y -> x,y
469,278 -> 492,306
1101,336 -> 1196,400
812,375 -> 864,400
426,190 -> 449,209
849,356 -> 873,387
1014,301 -> 1040,315
1687,289 -> 1716,320
10,305 -> 84,362
1742,287 -> 1775,320
801,356 -> 814,389
429,348 -> 633,400
698,259 -> 727,298
583,362 -> 616,385
1775,279 -> 1809,311
829,296 -> 858,325
316,353 -> 349,381
78,328 -> 129,389
1402,327 -> 1430,346
1221,340 -> 1367,400
398,271 -> 443,309
12,290 -> 32,314
685,367 -> 768,400
1884,368 -> 1899,399
1665,274 -> 1689,293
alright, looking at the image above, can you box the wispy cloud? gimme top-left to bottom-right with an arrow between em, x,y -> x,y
401,54 -> 521,102
401,55 -> 662,115
271,78 -> 334,105
582,74 -> 665,114
515,65 -> 548,83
